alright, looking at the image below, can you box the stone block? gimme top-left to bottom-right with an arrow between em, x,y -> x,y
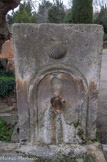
12,24 -> 103,146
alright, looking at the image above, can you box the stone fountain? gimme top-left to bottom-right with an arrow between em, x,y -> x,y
12,24 -> 106,161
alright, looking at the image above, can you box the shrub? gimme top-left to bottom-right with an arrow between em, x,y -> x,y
104,33 -> 107,41
64,11 -> 72,23
0,69 -> 14,77
72,0 -> 93,23
0,58 -> 8,70
0,68 -> 15,98
0,80 -> 15,99
48,0 -> 65,23
0,120 -> 14,142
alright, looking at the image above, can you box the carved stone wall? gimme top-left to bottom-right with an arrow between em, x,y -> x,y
12,24 -> 103,144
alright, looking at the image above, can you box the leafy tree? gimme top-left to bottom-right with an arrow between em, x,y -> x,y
72,0 -> 93,23
94,6 -> 107,34
36,0 -> 52,23
7,12 -> 15,25
48,0 -> 65,23
64,9 -> 72,23
7,2 -> 36,24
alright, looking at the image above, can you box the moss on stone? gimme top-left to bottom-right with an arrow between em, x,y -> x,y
73,119 -> 81,128
18,150 -> 97,162
92,131 -> 100,143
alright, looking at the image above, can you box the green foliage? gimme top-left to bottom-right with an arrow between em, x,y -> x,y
64,10 -> 72,23
73,119 -> 80,128
0,69 -> 14,77
94,6 -> 107,34
72,0 -> 93,23
0,59 -> 8,70
0,76 -> 15,81
92,131 -> 100,142
7,2 -> 36,24
0,80 -> 15,99
0,70 -> 15,99
36,0 -> 52,23
0,120 -> 14,142
38,0 -> 52,15
104,33 -> 107,41
77,128 -> 84,140
48,0 -> 65,23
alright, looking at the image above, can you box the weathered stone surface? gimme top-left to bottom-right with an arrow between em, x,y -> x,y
0,113 -> 17,125
0,104 -> 16,113
97,49 -> 107,144
102,144 -> 107,161
0,142 -> 105,162
12,24 -> 103,146
11,123 -> 19,143
16,143 -> 106,162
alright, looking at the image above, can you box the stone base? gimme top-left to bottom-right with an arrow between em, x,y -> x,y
102,144 -> 107,161
16,143 -> 106,162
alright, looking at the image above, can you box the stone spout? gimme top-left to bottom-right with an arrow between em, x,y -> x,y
51,96 -> 65,114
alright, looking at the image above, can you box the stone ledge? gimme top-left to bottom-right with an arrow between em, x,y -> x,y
16,143 -> 106,162
0,142 -> 106,162
0,113 -> 17,125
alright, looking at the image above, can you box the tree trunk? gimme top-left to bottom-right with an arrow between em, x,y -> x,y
0,0 -> 20,52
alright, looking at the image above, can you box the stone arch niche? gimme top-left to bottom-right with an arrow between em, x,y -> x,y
29,67 -> 88,145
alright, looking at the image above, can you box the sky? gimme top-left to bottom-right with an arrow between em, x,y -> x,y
8,0 -> 107,14
48,0 -> 107,10
50,0 -> 70,8
8,0 -> 70,14
30,0 -> 70,10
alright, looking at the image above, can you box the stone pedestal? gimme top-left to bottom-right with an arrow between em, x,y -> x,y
12,24 -> 104,161
16,143 -> 106,162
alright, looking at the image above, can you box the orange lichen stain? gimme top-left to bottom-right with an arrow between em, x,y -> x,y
16,74 -> 29,93
88,81 -> 98,98
46,75 -> 52,81
53,89 -> 62,97
59,73 -> 71,80
51,116 -> 56,144
15,75 -> 30,112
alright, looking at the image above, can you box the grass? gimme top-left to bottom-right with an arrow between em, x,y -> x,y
92,131 -> 100,142
0,76 -> 15,81
0,120 -> 14,142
